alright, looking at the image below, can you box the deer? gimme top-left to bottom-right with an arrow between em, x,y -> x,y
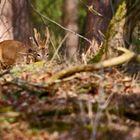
0,27 -> 50,69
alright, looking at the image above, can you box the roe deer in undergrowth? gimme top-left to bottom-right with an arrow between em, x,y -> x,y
0,27 -> 50,69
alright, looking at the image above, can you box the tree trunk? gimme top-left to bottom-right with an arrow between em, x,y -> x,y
89,0 -> 140,62
0,0 -> 32,44
84,0 -> 113,53
124,0 -> 140,47
104,0 -> 140,57
62,0 -> 79,60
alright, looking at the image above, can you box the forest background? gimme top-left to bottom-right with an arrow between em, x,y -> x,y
0,0 -> 140,140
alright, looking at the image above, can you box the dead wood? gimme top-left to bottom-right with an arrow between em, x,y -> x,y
50,47 -> 140,81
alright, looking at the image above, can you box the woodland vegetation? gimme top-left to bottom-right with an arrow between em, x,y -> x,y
0,0 -> 140,140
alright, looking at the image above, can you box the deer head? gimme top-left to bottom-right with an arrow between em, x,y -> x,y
30,27 -> 50,61
0,28 -> 50,69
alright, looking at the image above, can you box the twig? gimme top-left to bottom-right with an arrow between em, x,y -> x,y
5,77 -> 49,94
49,33 -> 69,64
30,2 -> 92,44
0,70 -> 10,77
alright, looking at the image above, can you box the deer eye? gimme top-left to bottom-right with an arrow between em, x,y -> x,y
36,53 -> 42,60
46,53 -> 49,57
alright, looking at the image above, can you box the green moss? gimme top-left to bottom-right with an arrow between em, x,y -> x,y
11,61 -> 46,75
89,0 -> 128,63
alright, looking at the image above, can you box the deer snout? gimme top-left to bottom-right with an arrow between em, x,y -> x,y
36,52 -> 49,61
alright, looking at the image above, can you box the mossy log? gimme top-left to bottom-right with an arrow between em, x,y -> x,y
50,48 -> 140,81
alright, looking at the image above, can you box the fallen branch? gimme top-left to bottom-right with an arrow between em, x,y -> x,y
0,69 -> 10,77
50,47 -> 140,81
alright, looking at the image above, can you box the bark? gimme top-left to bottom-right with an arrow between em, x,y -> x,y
84,0 -> 113,53
89,0 -> 140,62
104,0 -> 140,57
0,0 -> 32,44
62,0 -> 79,60
124,0 -> 140,47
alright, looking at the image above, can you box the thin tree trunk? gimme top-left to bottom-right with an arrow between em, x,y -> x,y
62,0 -> 79,60
0,0 -> 32,44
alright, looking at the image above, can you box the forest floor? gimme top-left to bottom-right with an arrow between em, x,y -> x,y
0,60 -> 140,140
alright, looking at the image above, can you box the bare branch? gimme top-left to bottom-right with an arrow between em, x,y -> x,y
30,2 -> 92,44
49,48 -> 139,81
